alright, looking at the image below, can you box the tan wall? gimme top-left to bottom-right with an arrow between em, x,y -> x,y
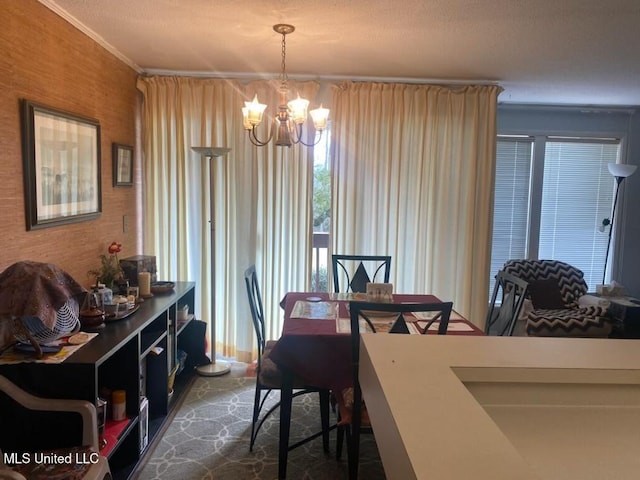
0,0 -> 140,288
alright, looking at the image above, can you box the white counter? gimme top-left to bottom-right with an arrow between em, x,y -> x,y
359,335 -> 640,480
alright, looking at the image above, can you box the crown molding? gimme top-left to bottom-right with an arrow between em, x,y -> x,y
39,0 -> 143,73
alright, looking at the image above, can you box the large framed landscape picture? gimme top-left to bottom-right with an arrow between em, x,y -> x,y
21,100 -> 102,230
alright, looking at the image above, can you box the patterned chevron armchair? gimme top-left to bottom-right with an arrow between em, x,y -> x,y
502,259 -> 615,337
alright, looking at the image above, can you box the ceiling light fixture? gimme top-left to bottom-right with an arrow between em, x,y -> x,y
242,24 -> 329,148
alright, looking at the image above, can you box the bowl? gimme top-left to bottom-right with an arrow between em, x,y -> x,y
151,281 -> 175,294
177,305 -> 189,322
103,303 -> 119,315
79,308 -> 105,329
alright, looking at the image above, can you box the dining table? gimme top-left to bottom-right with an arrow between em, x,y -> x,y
268,291 -> 484,479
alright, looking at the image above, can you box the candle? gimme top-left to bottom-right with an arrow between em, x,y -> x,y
112,390 -> 126,421
138,271 -> 151,297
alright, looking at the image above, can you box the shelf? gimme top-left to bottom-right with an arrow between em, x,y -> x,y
102,416 -> 139,458
169,367 -> 195,407
141,331 -> 167,357
176,314 -> 195,335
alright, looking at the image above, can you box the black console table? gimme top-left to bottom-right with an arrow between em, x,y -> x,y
0,281 -> 197,479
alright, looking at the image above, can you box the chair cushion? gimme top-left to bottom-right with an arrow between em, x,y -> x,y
258,340 -> 283,388
526,308 -> 614,337
258,340 -> 323,390
335,387 -> 370,427
528,279 -> 566,309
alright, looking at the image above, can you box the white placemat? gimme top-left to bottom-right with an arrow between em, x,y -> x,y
416,321 -> 476,332
412,310 -> 466,320
336,317 -> 420,334
290,300 -> 339,320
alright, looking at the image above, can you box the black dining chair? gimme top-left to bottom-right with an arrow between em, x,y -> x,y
485,270 -> 529,336
331,254 -> 391,293
336,300 -> 453,480
244,265 -> 332,453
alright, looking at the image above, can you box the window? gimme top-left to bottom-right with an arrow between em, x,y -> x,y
490,137 -> 532,294
538,139 -> 619,286
490,135 -> 620,293
312,128 -> 331,291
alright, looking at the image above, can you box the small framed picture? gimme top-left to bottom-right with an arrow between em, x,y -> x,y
113,143 -> 133,186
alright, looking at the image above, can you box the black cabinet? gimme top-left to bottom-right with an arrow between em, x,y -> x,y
609,297 -> 640,338
0,282 -> 197,479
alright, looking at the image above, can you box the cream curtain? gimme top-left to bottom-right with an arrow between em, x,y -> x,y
136,76 -> 317,362
331,82 -> 502,323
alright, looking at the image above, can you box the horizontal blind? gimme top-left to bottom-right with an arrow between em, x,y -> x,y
539,140 -> 619,289
490,138 -> 533,297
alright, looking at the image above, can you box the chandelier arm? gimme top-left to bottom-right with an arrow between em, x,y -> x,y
248,119 -> 276,146
290,123 -> 324,147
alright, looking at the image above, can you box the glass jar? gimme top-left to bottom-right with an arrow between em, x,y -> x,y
96,283 -> 113,308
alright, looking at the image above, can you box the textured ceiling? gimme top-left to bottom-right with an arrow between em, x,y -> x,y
42,0 -> 640,106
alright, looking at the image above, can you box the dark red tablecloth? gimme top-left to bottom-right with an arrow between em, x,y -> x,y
269,292 -> 483,391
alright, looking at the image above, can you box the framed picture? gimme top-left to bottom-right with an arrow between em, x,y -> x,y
113,143 -> 134,186
21,100 -> 101,230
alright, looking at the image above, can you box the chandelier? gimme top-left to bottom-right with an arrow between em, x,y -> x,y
242,24 -> 329,148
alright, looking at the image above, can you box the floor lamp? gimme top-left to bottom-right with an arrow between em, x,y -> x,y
192,146 -> 232,376
601,162 -> 637,285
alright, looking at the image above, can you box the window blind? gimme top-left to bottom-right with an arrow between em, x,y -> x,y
539,140 -> 619,289
490,138 -> 533,295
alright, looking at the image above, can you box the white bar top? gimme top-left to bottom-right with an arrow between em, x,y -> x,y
359,335 -> 640,480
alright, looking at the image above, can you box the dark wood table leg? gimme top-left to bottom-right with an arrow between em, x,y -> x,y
278,369 -> 293,479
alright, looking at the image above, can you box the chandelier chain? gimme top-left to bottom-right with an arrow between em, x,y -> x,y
280,30 -> 288,84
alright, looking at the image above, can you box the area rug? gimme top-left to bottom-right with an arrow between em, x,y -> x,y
136,376 -> 386,480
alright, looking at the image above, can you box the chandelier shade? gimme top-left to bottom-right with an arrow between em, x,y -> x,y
242,24 -> 329,148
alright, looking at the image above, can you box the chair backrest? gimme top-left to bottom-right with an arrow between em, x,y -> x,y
349,302 -> 452,390
485,270 -> 529,336
502,259 -> 588,306
349,301 -> 453,384
346,300 -> 452,467
244,265 -> 266,359
331,255 -> 391,293
0,374 -> 98,450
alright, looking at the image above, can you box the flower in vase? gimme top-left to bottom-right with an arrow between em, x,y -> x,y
89,241 -> 124,289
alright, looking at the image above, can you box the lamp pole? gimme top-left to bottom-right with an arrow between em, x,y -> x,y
192,147 -> 232,376
602,163 -> 637,285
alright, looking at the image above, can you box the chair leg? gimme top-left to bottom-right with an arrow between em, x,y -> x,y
319,390 -> 330,453
249,382 -> 262,451
348,423 -> 360,480
336,424 -> 345,460
348,391 -> 362,480
278,371 -> 294,480
343,424 -> 358,480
